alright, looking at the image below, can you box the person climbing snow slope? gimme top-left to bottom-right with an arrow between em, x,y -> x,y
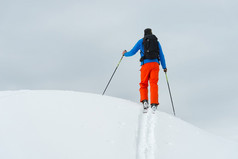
122,28 -> 167,112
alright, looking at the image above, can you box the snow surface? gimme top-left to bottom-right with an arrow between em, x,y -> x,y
0,90 -> 237,159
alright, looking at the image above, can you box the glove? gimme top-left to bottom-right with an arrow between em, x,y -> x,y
122,50 -> 127,56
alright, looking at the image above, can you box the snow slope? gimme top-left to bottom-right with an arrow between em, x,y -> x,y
0,90 -> 237,159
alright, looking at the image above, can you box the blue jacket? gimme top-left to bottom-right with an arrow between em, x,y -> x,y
124,38 -> 167,69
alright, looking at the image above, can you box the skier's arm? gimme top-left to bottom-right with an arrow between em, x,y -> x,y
158,42 -> 167,70
123,39 -> 142,57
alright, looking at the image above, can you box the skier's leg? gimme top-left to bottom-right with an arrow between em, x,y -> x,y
140,64 -> 150,102
149,62 -> 160,105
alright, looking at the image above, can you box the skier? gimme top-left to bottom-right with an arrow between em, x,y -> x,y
122,28 -> 167,112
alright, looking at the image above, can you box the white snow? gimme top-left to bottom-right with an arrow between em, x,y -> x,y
0,90 -> 237,159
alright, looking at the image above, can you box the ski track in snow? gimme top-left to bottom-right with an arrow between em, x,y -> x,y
137,109 -> 157,159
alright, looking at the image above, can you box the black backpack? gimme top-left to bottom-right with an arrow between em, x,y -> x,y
140,34 -> 160,62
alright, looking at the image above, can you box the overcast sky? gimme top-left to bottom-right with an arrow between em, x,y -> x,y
1,0 -> 238,141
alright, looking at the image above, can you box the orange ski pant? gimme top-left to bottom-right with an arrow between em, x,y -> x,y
140,62 -> 160,104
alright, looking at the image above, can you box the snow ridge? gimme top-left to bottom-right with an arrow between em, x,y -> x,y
1,90 -> 238,159
137,109 -> 157,159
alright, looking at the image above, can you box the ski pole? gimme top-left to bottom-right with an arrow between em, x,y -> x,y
165,72 -> 176,116
102,55 -> 124,95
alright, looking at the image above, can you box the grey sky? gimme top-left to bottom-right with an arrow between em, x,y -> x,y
1,0 -> 238,140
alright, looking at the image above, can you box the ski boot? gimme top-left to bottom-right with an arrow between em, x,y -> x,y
142,100 -> 149,113
151,103 -> 158,112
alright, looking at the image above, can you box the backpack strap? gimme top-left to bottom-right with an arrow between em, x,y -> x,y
140,51 -> 145,65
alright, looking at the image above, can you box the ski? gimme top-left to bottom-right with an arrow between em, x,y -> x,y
143,107 -> 148,113
143,105 -> 157,114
